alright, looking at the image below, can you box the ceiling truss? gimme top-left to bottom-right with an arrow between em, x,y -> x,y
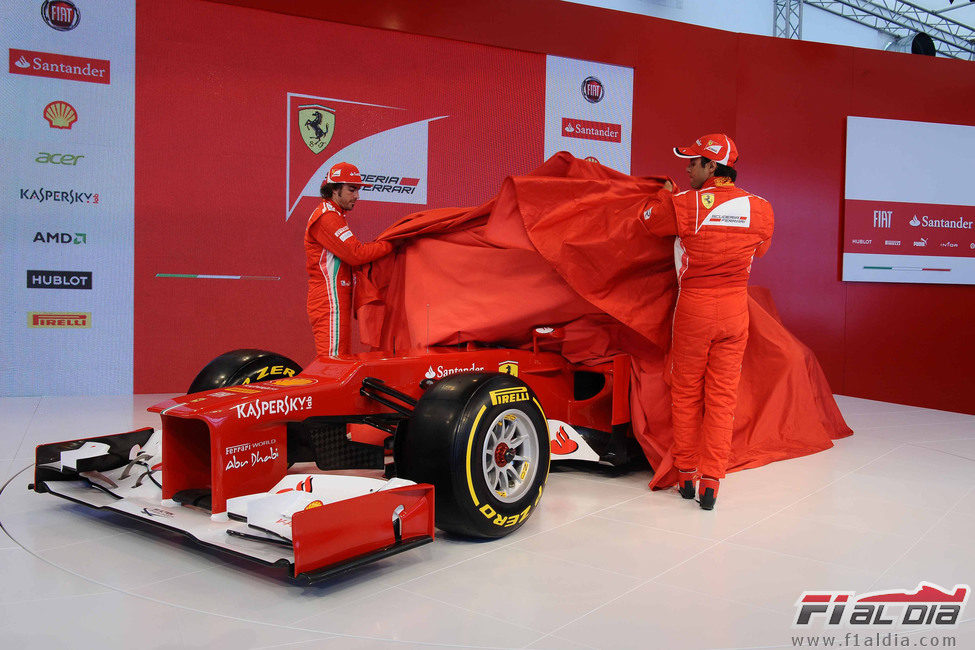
774,0 -> 975,59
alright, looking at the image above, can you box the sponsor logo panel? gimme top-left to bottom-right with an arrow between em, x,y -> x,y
287,93 -> 444,215
561,117 -> 622,143
42,1 -> 81,31
28,312 -> 90,328
545,56 -> 633,173
26,270 -> 91,289
844,200 -> 975,259
9,49 -> 110,85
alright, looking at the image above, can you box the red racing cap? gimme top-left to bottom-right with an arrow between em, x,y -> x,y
322,162 -> 370,190
674,133 -> 738,167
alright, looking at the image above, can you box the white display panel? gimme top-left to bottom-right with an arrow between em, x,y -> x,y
843,116 -> 975,285
1,0 -> 135,395
544,55 -> 633,173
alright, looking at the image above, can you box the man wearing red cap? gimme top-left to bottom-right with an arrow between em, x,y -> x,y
305,162 -> 393,357
640,134 -> 774,510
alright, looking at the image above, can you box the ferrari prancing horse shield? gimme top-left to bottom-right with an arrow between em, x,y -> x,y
298,104 -> 335,154
701,193 -> 715,210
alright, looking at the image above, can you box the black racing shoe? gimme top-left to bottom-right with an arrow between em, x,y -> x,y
677,468 -> 697,499
698,477 -> 719,510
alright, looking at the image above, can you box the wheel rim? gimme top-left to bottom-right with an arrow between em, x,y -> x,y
481,409 -> 539,503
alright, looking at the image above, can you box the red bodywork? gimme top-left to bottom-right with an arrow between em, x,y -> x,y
149,346 -> 630,517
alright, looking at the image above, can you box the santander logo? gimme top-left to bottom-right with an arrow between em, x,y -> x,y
8,49 -> 110,85
424,363 -> 485,380
550,426 -> 579,455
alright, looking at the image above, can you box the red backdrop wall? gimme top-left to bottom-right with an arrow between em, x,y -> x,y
136,0 -> 974,414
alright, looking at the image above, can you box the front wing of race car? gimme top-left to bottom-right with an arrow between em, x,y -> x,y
31,427 -> 435,581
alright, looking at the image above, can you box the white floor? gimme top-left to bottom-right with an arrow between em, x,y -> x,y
0,394 -> 973,650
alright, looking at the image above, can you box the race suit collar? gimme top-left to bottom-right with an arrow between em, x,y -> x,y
704,176 -> 735,189
323,198 -> 346,216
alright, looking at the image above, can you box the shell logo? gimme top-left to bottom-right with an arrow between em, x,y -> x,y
268,377 -> 316,387
303,500 -> 324,510
44,101 -> 77,130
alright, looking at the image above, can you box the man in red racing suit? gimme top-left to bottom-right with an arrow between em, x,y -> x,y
640,133 -> 774,510
305,162 -> 393,357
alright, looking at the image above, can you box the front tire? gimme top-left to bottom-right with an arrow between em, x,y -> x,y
187,349 -> 303,394
395,373 -> 550,538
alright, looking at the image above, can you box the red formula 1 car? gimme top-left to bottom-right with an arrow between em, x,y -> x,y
31,329 -> 638,581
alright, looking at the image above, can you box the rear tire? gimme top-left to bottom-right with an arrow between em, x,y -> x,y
395,373 -> 550,538
187,349 -> 303,394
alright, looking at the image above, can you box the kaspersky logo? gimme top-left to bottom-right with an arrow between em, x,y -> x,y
794,582 -> 968,627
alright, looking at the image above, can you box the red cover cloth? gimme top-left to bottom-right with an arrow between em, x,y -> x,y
357,153 -> 852,489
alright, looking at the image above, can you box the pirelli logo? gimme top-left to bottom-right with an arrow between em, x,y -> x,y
29,312 -> 90,328
489,386 -> 530,406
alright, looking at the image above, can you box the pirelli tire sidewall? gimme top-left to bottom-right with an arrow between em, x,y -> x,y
399,372 -> 550,539
187,349 -> 303,394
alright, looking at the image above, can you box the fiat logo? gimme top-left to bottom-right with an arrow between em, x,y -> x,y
581,76 -> 604,103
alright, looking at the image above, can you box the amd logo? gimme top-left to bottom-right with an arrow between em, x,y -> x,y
34,232 -> 87,244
